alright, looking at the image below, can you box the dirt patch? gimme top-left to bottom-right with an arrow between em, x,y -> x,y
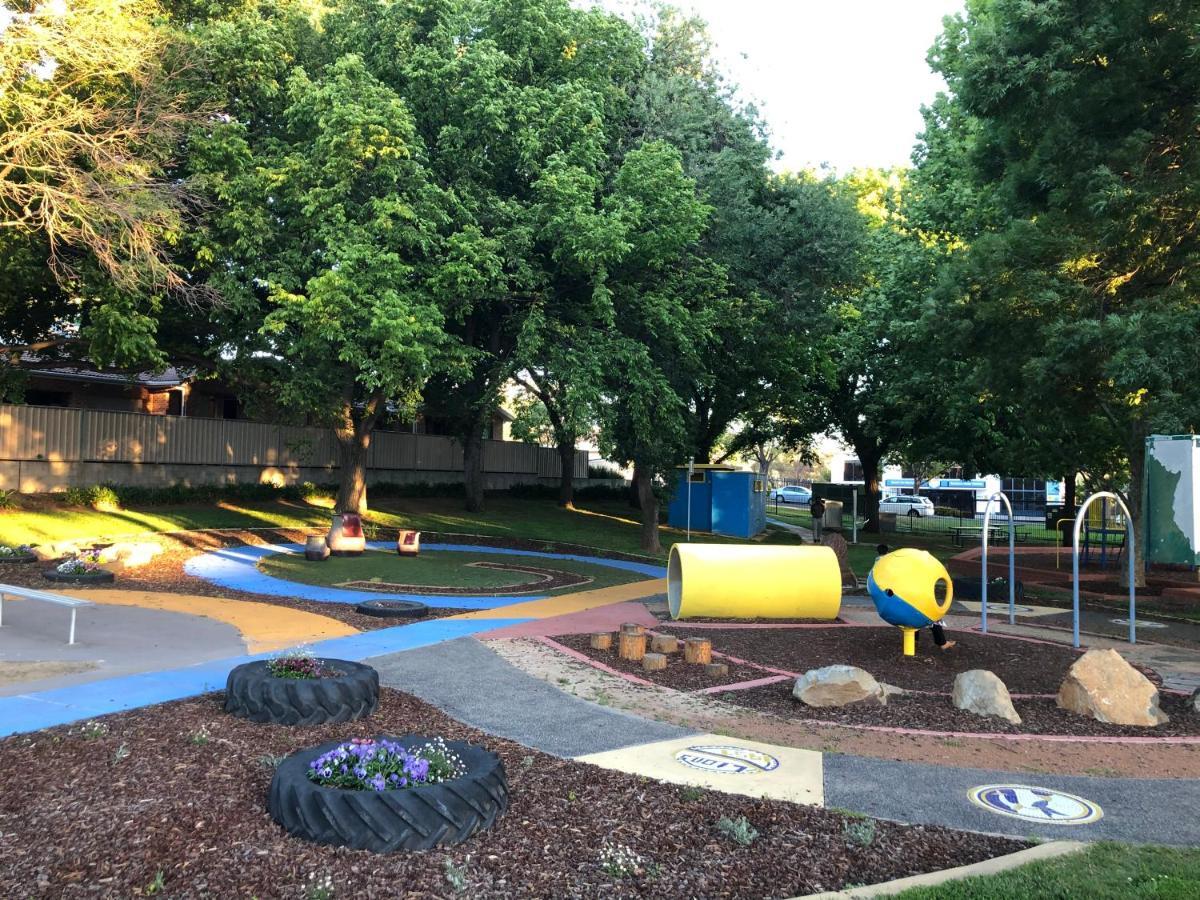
0,660 -> 98,684
0,690 -> 1024,898
725,682 -> 1200,737
654,625 -> 1114,695
553,633 -> 769,690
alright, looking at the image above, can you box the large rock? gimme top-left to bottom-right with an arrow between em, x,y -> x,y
1191,688 -> 1200,715
101,541 -> 163,570
952,670 -> 1021,725
1057,648 -> 1169,727
793,665 -> 885,707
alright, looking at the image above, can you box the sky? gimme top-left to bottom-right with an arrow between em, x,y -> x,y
595,0 -> 965,174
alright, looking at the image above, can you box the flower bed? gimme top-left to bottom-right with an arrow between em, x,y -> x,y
43,551 -> 115,584
0,544 -> 36,564
270,734 -> 507,851
224,656 -> 378,725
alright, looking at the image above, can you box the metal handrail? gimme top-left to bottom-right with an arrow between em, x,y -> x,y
1072,491 -> 1137,648
980,492 -> 1016,632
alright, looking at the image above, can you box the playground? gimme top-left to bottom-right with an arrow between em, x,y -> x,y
0,480 -> 1199,897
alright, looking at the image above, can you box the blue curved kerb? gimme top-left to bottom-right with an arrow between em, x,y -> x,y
184,542 -> 666,610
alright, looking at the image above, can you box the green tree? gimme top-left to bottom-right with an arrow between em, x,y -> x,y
918,0 -> 1200,581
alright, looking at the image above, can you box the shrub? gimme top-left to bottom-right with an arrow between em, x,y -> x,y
55,551 -> 106,575
306,737 -> 466,792
716,815 -> 759,846
0,543 -> 32,557
843,818 -> 876,847
0,489 -> 17,510
588,464 -> 624,480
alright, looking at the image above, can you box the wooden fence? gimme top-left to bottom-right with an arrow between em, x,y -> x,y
0,405 -> 587,491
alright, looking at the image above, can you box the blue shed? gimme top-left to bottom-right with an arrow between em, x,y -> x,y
667,466 -> 767,538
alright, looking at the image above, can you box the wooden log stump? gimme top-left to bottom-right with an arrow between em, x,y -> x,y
618,630 -> 647,662
642,652 -> 667,672
705,662 -> 729,678
650,635 -> 679,655
620,623 -> 645,636
683,637 -> 712,665
590,632 -> 613,651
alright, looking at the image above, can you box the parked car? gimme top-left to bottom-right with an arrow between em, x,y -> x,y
879,494 -> 937,517
769,485 -> 812,504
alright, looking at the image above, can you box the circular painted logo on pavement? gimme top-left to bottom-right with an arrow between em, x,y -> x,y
674,745 -> 780,775
968,784 -> 1103,825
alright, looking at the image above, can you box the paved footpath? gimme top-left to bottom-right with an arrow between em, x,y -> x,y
366,637 -> 1200,847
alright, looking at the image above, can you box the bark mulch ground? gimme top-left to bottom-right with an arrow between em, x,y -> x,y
553,633 -> 769,691
725,681 -> 1200,737
0,690 -> 1024,899
655,625 -> 1115,694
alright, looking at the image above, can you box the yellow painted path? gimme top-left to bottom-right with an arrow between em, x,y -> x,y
449,577 -> 667,621
60,589 -> 359,654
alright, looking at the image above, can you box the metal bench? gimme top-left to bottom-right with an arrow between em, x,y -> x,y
952,525 -> 1030,549
0,583 -> 95,645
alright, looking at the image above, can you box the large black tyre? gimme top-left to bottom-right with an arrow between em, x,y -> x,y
354,599 -> 429,619
0,553 -> 37,565
43,569 -> 115,584
269,736 -> 508,851
224,659 -> 378,725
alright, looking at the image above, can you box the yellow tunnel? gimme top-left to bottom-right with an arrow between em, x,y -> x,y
668,543 -> 842,620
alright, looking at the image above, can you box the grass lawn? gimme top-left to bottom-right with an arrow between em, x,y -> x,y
258,548 -> 650,594
0,494 -> 798,559
895,842 -> 1200,899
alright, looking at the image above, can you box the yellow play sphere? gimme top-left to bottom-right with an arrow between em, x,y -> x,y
867,548 -> 954,630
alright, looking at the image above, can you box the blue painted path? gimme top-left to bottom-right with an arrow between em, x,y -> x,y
0,616 -> 529,738
183,542 -> 666,608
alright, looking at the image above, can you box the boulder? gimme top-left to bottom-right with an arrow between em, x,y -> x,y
102,541 -> 163,570
793,665 -> 885,707
1191,688 -> 1199,715
1057,648 -> 1169,727
952,670 -> 1021,725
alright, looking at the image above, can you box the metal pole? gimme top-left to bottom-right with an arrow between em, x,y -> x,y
1071,491 -> 1137,648
981,505 -> 990,634
981,491 -> 1017,629
69,607 -> 77,645
852,489 -> 858,544
686,458 -> 693,542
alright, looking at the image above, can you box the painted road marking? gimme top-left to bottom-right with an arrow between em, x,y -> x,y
1110,618 -> 1167,629
968,784 -> 1103,825
674,745 -> 780,775
576,734 -> 822,805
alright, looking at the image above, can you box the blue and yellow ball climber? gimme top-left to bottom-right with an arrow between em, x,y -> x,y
867,548 -> 954,656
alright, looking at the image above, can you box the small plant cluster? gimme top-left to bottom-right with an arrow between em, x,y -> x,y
55,549 -> 107,575
716,815 -> 759,846
267,648 -> 334,680
843,818 -> 876,847
306,737 -> 466,792
598,841 -> 644,878
0,543 -> 33,558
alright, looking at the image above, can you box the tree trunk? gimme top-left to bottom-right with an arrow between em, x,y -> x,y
557,440 -> 577,509
1120,443 -> 1147,589
1064,470 -> 1077,515
333,390 -> 383,515
634,462 -> 661,554
463,427 -> 485,513
858,450 -> 882,531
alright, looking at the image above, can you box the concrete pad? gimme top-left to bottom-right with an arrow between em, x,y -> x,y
956,601 -> 1065,618
450,578 -> 667,622
57,589 -> 358,653
576,733 -> 824,806
0,601 -> 247,696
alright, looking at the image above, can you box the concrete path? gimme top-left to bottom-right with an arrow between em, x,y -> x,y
766,516 -> 814,541
824,753 -> 1200,846
369,637 -> 688,758
0,601 -> 246,696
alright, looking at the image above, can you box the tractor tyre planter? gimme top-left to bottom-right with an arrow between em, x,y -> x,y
269,736 -> 508,851
224,659 -> 378,725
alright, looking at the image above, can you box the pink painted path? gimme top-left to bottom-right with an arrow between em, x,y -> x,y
474,600 -> 658,640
